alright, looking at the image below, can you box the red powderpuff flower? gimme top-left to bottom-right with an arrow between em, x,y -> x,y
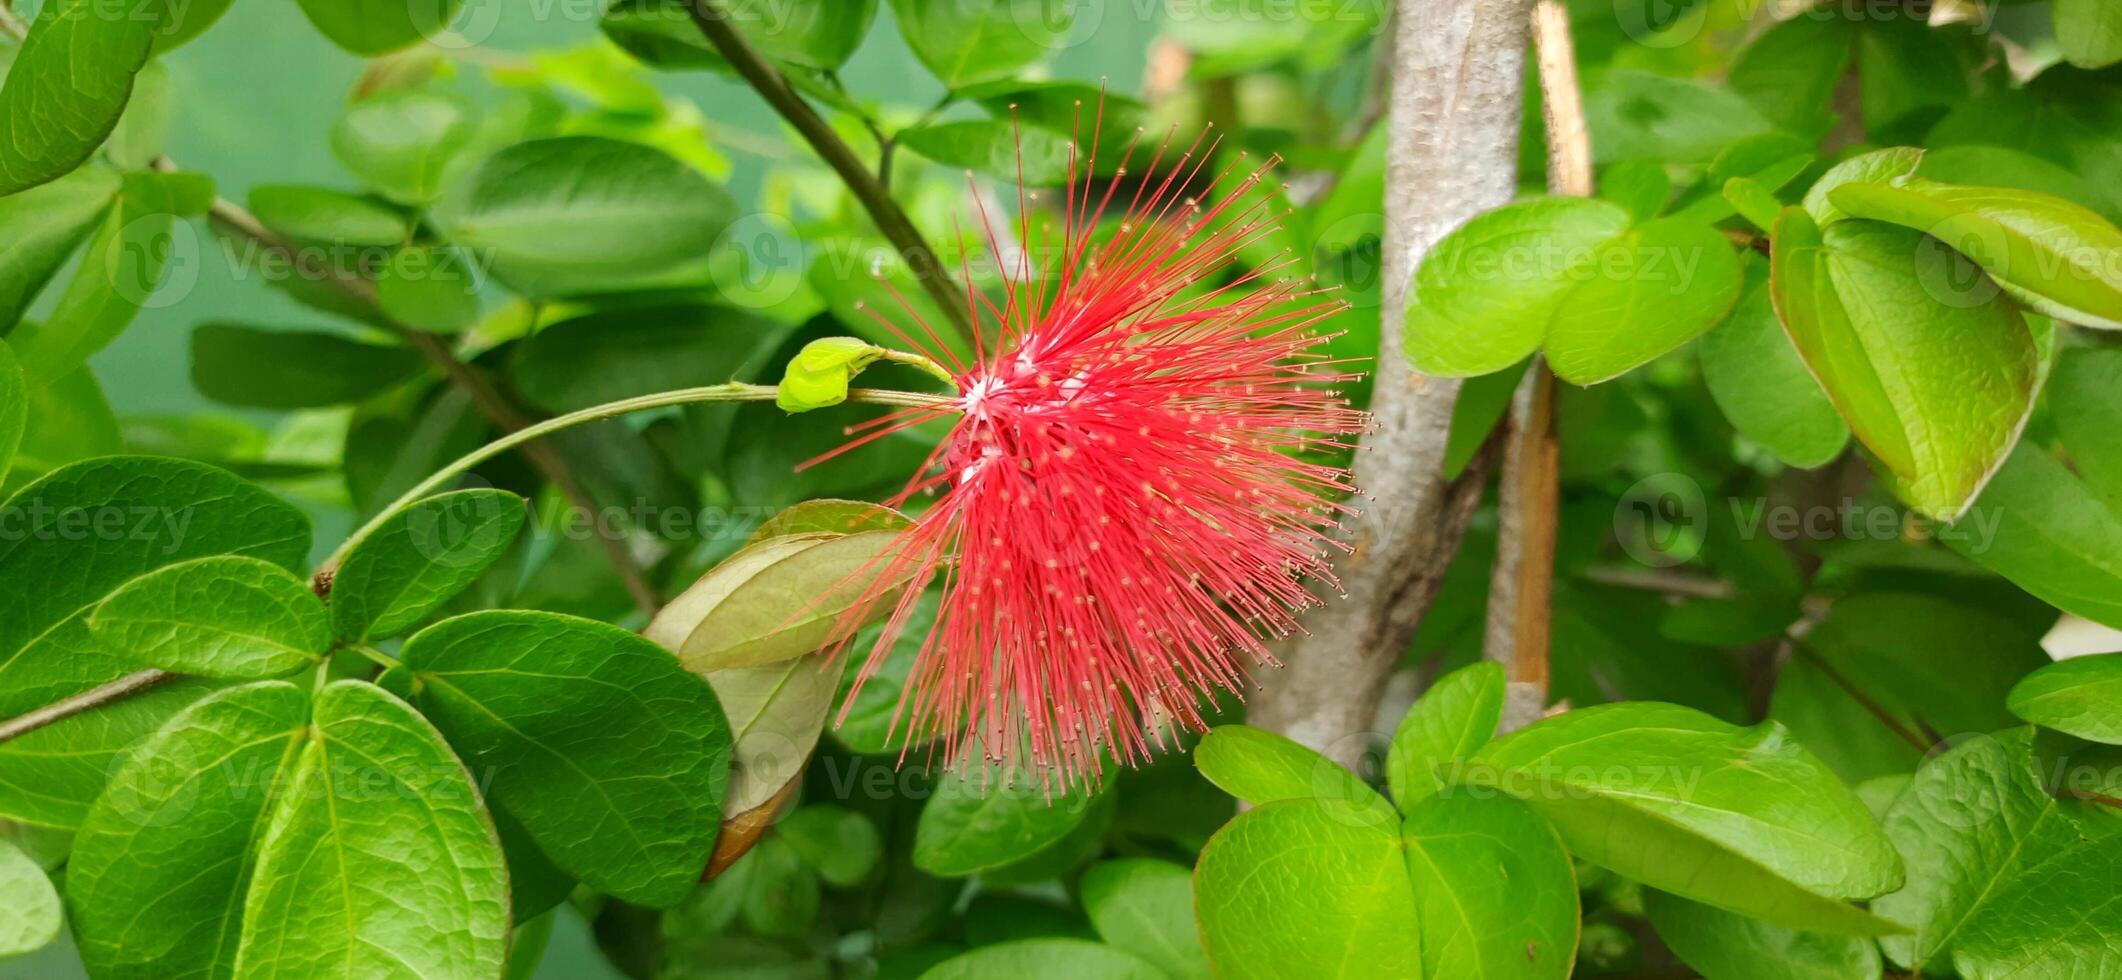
819,110 -> 1368,789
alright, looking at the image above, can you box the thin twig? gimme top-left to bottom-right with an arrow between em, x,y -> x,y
161,160 -> 664,615
0,670 -> 171,745
1484,0 -> 1586,731
682,0 -> 973,349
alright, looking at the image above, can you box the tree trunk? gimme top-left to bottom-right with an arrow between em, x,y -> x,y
1249,0 -> 1535,767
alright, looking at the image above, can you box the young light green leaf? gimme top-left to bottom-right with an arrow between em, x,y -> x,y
1405,197 -> 1739,383
897,120 -> 1074,185
1194,797 -> 1423,979
0,166 -> 119,331
232,681 -> 508,978
1385,660 -> 1505,807
296,0 -> 465,56
1829,177 -> 2122,329
1768,210 -> 2040,521
330,488 -> 527,642
67,682 -> 313,980
1803,147 -> 1923,226
673,529 -> 913,672
401,610 -> 731,907
1646,889 -> 1884,980
2056,0 -> 2122,70
1947,444 -> 2122,630
1699,274 -> 1850,468
0,836 -> 60,956
1401,793 -> 1579,979
89,555 -> 327,678
246,185 -> 410,246
0,0 -> 160,194
1080,859 -> 1211,980
435,136 -> 736,298
1192,725 -> 1397,828
330,89 -> 477,205
888,0 -> 1070,89
913,763 -> 1102,877
919,939 -> 1166,980
1468,702 -> 1906,935
1872,729 -> 2083,973
0,341 -> 22,485
751,498 -> 913,545
1724,176 -> 1784,233
2008,653 -> 2122,744
191,323 -> 426,409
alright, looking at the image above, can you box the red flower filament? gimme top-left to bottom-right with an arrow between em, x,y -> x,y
821,106 -> 1368,788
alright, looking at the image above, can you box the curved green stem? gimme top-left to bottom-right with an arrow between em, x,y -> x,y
318,382 -> 956,582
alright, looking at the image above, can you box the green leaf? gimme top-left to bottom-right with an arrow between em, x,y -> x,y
0,0 -> 159,194
1598,161 -> 1672,222
665,529 -> 912,672
1080,859 -> 1210,980
0,836 -> 60,956
1872,729 -> 2083,973
510,303 -> 784,415
1193,797 -> 1423,979
1385,661 -> 1504,808
1803,147 -> 1923,228
719,0 -> 876,69
435,136 -> 736,298
1468,702 -> 1906,934
1405,197 -> 1739,383
88,555 -> 327,678
1728,14 -> 1853,138
1191,725 -> 1396,828
8,174 -> 188,386
777,805 -> 882,887
2008,653 -> 2122,744
1768,210 -> 2041,521
0,166 -> 119,331
913,763 -> 1101,877
2057,0 -> 2122,69
246,185 -> 410,246
0,341 -> 22,485
751,498 -> 912,544
888,0 -> 1069,89
330,488 -> 527,642
1830,176 -> 2122,330
1797,593 -> 2048,757
1401,793 -> 1578,978
1583,69 -> 1773,165
1917,145 -> 2114,220
400,610 -> 731,907
67,682 -> 313,980
897,120 -> 1073,185
1951,832 -> 2122,979
190,323 -> 426,409
601,0 -> 724,71
296,0 -> 465,56
150,0 -> 232,53
330,89 -> 477,205
1646,890 -> 1883,980
1952,444 -> 2122,630
919,939 -> 1167,980
0,456 -> 309,826
233,681 -> 508,978
1699,273 -> 1849,468
2052,347 -> 2122,510
376,245 -> 482,333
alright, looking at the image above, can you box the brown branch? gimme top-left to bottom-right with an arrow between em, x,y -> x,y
1248,0 -> 1536,766
0,670 -> 171,745
682,0 -> 974,350
1483,0 -> 1588,732
170,166 -> 662,615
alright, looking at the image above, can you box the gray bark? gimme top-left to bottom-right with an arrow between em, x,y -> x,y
1248,0 -> 1535,767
